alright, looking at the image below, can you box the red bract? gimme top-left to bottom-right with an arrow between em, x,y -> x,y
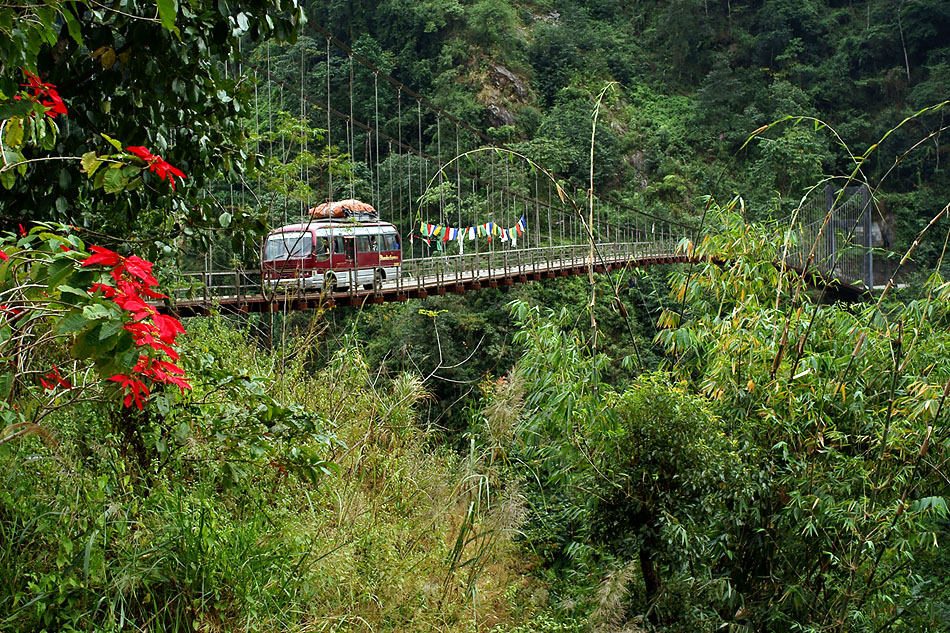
84,244 -> 189,410
134,355 -> 192,394
40,365 -> 72,390
83,246 -> 121,268
123,255 -> 159,287
124,322 -> 180,360
89,282 -> 118,299
114,293 -> 153,320
109,374 -> 150,410
125,146 -> 187,190
0,251 -> 7,261
153,313 -> 186,344
19,70 -> 67,119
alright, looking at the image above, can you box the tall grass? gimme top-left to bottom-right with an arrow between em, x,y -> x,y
0,314 -> 530,632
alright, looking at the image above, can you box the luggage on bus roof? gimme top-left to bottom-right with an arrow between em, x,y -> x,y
309,199 -> 378,219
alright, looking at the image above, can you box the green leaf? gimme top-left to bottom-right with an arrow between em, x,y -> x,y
62,7 -> 84,47
100,133 -> 123,151
98,319 -> 124,341
82,303 -> 113,320
80,151 -> 101,176
102,166 -> 125,194
4,116 -> 23,148
0,169 -> 14,190
912,496 -> 948,514
59,284 -> 90,298
93,165 -> 108,190
47,258 -> 74,291
158,0 -> 179,32
219,212 -> 231,227
0,372 -> 11,399
55,312 -> 90,334
0,100 -> 34,120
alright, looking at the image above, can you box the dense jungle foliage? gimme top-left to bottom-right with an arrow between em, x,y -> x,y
2,0 -> 949,631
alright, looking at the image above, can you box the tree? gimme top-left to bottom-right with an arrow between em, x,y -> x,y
583,375 -> 743,624
0,0 -> 306,248
511,301 -> 744,626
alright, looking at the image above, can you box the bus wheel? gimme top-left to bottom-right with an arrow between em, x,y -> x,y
323,272 -> 337,292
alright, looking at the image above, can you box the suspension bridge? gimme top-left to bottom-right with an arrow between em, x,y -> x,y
162,24 -> 881,317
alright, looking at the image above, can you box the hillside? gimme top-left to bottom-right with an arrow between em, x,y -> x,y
1,1 -> 949,632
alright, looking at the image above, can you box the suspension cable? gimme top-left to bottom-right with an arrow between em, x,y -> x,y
348,53 -> 355,200
306,21 -> 692,232
325,36 -> 332,203
374,70 -> 380,210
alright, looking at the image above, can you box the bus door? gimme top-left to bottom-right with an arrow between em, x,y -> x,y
356,234 -> 380,270
343,235 -> 357,267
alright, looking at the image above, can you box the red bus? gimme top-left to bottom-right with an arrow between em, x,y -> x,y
262,217 -> 401,291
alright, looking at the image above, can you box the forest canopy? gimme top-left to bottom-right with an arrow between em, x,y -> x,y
1,1 -> 949,632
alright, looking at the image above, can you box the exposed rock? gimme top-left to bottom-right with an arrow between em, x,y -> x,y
489,64 -> 528,98
487,102 -> 516,127
624,150 -> 649,190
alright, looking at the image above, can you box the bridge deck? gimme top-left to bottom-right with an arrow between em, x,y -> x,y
163,242 -> 694,316
159,239 -> 869,317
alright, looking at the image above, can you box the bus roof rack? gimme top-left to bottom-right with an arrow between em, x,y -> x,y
309,211 -> 381,224
309,199 -> 379,222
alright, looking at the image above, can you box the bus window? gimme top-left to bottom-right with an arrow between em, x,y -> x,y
333,236 -> 345,256
264,231 -> 312,260
316,237 -> 331,258
357,236 -> 372,253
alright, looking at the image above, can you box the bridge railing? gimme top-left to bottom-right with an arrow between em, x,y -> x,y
165,237 -> 685,306
781,186 -> 873,289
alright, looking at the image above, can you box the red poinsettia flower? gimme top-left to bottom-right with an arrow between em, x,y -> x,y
83,245 -> 122,268
153,313 -> 186,344
84,244 -> 190,409
109,374 -> 150,410
125,146 -> 187,190
18,70 -> 68,119
134,355 -> 192,394
122,255 -> 159,287
124,322 -> 179,360
0,251 -> 7,262
40,365 -> 72,390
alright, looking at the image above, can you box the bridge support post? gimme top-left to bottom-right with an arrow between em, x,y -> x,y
863,185 -> 873,289
825,185 -> 835,275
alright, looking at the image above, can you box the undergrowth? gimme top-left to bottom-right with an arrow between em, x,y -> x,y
0,314 -> 541,632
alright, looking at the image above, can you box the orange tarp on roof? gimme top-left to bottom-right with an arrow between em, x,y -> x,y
309,199 -> 377,218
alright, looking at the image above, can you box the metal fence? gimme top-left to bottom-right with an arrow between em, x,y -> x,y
782,185 -> 873,288
166,236 -> 685,306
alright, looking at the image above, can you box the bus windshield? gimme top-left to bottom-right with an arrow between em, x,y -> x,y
264,232 -> 313,260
